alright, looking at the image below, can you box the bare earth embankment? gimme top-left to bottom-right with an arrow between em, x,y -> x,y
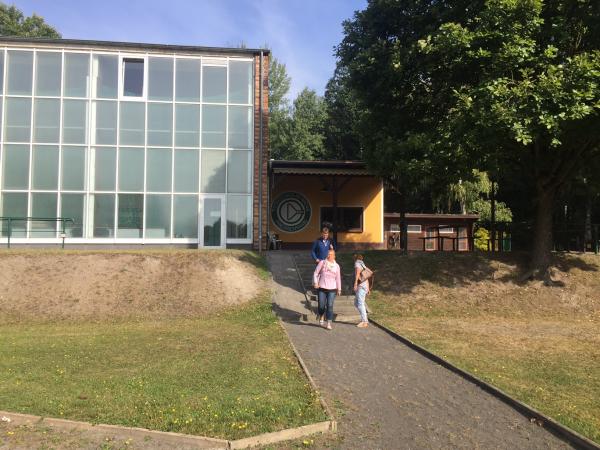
341,251 -> 600,445
0,249 -> 264,322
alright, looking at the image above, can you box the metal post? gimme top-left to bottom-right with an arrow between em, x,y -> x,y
258,51 -> 264,253
7,218 -> 11,249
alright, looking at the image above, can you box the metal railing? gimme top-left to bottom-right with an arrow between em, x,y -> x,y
0,217 -> 75,248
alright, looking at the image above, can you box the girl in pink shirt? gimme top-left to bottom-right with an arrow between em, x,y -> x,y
313,249 -> 342,330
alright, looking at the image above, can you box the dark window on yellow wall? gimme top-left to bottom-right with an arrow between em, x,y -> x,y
320,207 -> 363,233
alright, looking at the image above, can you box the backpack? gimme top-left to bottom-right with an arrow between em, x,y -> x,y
357,260 -> 374,283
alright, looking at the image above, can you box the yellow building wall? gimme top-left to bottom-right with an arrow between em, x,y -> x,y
270,175 -> 384,244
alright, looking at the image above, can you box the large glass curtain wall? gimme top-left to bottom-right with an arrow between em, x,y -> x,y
0,48 -> 254,242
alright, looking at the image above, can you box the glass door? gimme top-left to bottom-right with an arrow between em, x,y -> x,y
199,195 -> 225,248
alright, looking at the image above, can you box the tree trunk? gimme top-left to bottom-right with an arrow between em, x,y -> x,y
529,187 -> 556,279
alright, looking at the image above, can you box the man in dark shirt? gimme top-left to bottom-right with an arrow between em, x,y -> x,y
311,226 -> 338,264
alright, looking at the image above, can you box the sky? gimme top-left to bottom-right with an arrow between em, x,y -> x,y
13,0 -> 367,100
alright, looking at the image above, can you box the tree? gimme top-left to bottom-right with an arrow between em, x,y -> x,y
338,0 -> 600,279
268,57 -> 292,160
0,3 -> 60,38
323,66 -> 363,160
285,88 -> 327,160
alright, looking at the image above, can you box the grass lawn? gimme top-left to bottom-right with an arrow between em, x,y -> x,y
338,251 -> 600,444
0,292 -> 327,440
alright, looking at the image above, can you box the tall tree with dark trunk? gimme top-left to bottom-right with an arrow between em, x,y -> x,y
0,3 -> 60,38
338,0 -> 600,279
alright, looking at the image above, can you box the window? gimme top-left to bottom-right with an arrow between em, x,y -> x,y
228,60 -> 252,104
61,193 -> 85,237
173,195 -> 198,238
320,207 -> 363,233
202,65 -> 226,103
94,54 -> 118,99
0,193 -> 28,236
390,224 -> 400,232
145,194 -> 171,238
147,103 -> 172,146
32,145 -> 59,190
5,98 -> 32,142
35,52 -> 62,96
201,150 -> 225,193
119,102 -> 145,145
31,193 -> 57,237
7,51 -> 33,95
61,147 -> 86,190
118,147 -> 144,192
228,106 -> 252,148
2,144 -> 30,189
175,104 -> 200,147
148,57 -> 173,101
439,226 -> 455,234
425,228 -> 436,251
64,53 -> 89,97
33,99 -> 60,143
63,100 -> 88,144
174,149 -> 199,192
117,193 -> 143,237
93,147 -> 117,191
93,193 -> 115,237
227,151 -> 251,193
407,224 -> 422,233
227,195 -> 251,239
175,59 -> 200,102
202,105 -> 226,148
146,148 -> 172,192
93,101 -> 117,144
122,58 -> 144,97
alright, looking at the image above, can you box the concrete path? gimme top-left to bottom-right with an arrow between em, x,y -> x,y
268,251 -> 573,450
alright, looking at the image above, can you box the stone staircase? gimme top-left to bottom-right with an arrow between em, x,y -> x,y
292,253 -> 363,323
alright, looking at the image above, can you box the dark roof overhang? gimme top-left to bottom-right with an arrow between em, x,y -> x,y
0,37 -> 268,56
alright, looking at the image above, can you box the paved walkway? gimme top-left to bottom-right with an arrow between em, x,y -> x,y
268,252 -> 573,450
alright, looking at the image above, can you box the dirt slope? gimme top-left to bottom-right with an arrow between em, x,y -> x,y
0,250 -> 267,323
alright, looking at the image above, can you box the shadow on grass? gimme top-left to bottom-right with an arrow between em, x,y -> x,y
335,250 -> 599,296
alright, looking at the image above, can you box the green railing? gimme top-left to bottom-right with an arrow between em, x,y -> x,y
0,217 -> 75,249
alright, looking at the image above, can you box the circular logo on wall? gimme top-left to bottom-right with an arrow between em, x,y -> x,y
271,192 -> 311,233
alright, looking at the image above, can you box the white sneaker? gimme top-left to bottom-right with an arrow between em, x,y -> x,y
326,322 -> 332,330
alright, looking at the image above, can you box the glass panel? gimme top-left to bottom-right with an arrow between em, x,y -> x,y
173,195 -> 197,238
118,147 -> 144,191
61,146 -> 86,190
33,98 -> 60,143
2,144 -> 30,189
93,193 -> 115,237
201,150 -> 225,193
7,51 -> 33,95
148,57 -> 173,101
117,193 -> 143,237
61,193 -> 84,237
63,100 -> 87,144
227,151 -> 251,193
123,58 -> 144,97
146,148 -> 172,192
227,195 -> 250,239
147,103 -> 172,146
174,149 -> 199,192
94,54 -> 118,99
5,97 -> 32,142
32,145 -> 59,190
175,59 -> 200,102
64,53 -> 89,97
202,66 -> 226,103
228,106 -> 252,149
35,52 -> 62,96
203,197 -> 222,246
31,193 -> 57,237
93,101 -> 117,145
202,105 -> 226,148
93,147 -> 116,190
0,52 -> 4,95
145,194 -> 171,238
119,102 -> 145,145
0,102 -> 3,141
175,104 -> 199,147
0,193 -> 28,237
229,60 -> 252,104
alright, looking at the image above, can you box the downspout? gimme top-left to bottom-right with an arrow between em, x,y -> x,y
258,51 -> 264,253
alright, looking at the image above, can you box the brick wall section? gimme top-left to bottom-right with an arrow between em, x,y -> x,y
252,53 -> 269,250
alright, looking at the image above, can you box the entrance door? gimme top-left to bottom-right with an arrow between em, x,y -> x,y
199,196 -> 226,248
